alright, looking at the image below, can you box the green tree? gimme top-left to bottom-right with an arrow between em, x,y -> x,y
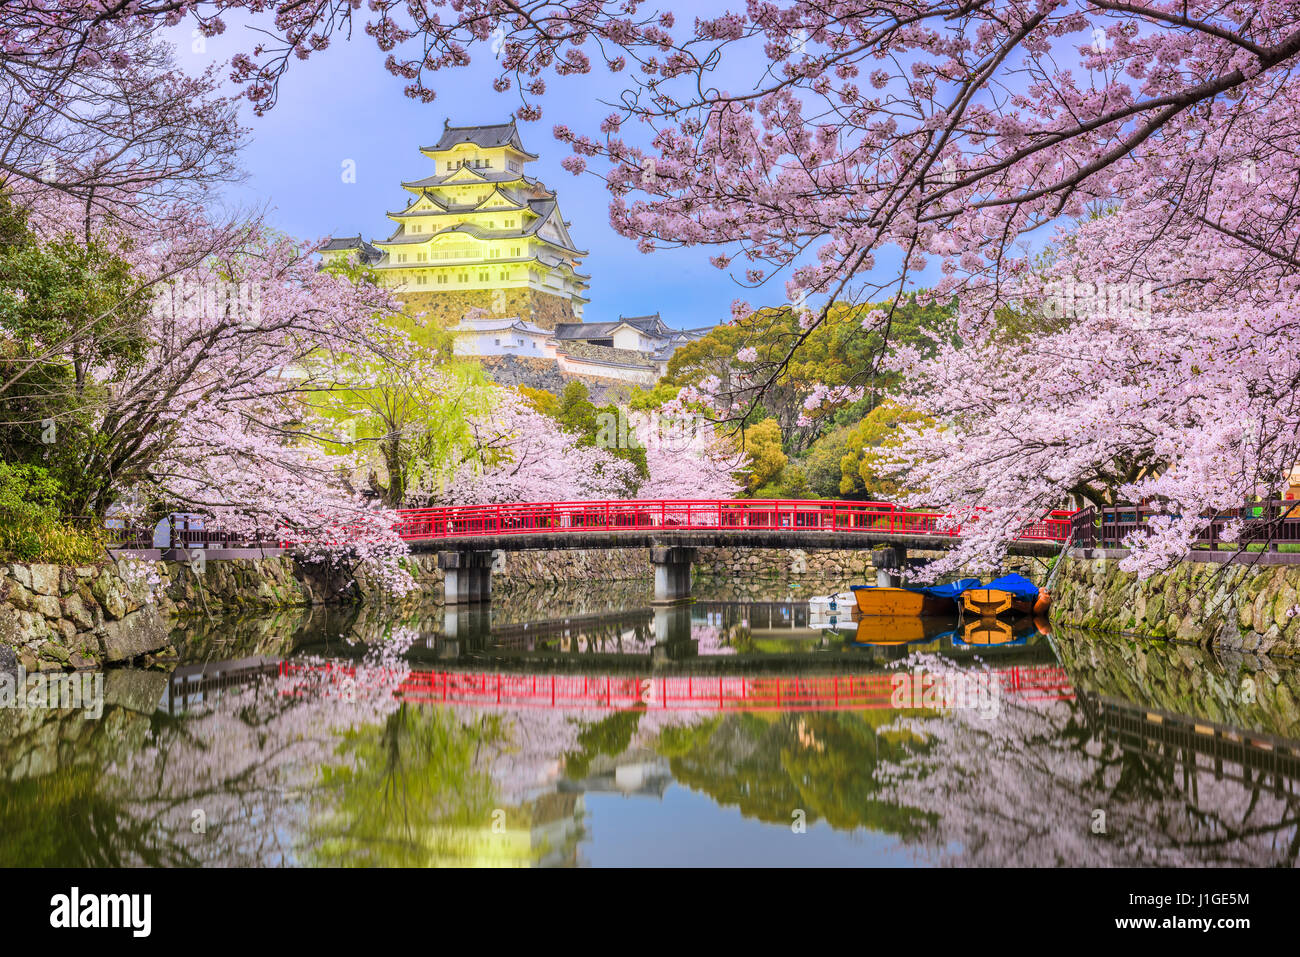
0,189 -> 153,516
639,294 -> 956,455
836,400 -> 932,499
739,418 -> 787,492
308,329 -> 497,507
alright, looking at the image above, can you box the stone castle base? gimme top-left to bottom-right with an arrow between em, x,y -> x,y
398,288 -> 579,330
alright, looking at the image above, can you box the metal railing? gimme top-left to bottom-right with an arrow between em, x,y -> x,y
1070,500 -> 1300,551
390,499 -> 1078,543
91,518 -> 282,551
91,499 -> 1079,552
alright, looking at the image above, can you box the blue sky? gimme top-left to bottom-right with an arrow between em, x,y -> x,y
174,19 -> 778,331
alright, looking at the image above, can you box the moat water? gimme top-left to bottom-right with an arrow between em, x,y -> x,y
2,579 -> 1298,866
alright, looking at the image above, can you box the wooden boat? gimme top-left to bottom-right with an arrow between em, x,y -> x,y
962,587 -> 1022,617
956,614 -> 1039,647
851,578 -> 981,618
852,586 -> 951,617
961,573 -> 1050,619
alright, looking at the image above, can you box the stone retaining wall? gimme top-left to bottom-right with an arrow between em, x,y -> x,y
1052,554 -> 1300,658
693,545 -> 1049,586
0,548 -> 650,671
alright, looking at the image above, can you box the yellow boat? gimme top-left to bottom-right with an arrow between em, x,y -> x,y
962,587 -> 1019,618
960,574 -> 1051,619
851,586 -> 954,617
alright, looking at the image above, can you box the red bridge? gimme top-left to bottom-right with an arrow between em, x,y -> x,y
390,499 -> 1076,603
394,498 -> 1074,546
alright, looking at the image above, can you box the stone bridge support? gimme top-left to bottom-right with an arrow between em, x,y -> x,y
873,544 -> 906,587
439,549 -> 494,604
651,546 -> 695,603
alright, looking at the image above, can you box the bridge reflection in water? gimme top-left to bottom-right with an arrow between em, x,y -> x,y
161,652 -> 1300,803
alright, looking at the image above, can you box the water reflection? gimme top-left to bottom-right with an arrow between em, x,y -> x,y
1,581 -> 1299,866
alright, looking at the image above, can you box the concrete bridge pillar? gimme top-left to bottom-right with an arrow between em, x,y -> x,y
651,546 -> 696,603
873,544 -> 906,587
439,549 -> 494,604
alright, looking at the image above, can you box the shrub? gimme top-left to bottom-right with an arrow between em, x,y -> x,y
0,461 -> 105,564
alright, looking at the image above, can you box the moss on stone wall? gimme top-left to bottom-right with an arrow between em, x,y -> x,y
1053,554 -> 1300,657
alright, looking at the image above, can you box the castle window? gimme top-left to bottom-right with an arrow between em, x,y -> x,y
458,273 -> 468,283
437,274 -> 447,284
509,161 -> 520,172
479,270 -> 489,281
494,338 -> 500,345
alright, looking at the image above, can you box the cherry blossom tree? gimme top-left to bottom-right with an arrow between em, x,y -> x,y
0,18 -> 243,220
2,187 -> 417,587
31,3 -> 1300,318
631,403 -> 744,500
445,395 -> 641,503
892,189 -> 1300,577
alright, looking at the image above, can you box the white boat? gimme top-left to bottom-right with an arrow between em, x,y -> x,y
808,591 -> 854,613
809,591 -> 856,629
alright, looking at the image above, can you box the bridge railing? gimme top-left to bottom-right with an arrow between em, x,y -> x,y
280,662 -> 1075,711
1071,500 -> 1300,551
393,499 -> 1077,543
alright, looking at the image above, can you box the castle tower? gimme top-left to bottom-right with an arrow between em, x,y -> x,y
322,119 -> 590,329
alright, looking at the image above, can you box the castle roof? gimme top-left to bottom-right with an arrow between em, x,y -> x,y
402,168 -> 543,190
374,199 -> 587,256
320,235 -> 383,264
449,316 -> 551,336
553,322 -> 621,340
387,185 -> 552,219
618,312 -> 675,338
421,119 -> 538,159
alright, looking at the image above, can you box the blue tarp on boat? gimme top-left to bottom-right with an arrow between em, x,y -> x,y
983,573 -> 1040,602
851,578 -> 982,599
908,577 -> 982,600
